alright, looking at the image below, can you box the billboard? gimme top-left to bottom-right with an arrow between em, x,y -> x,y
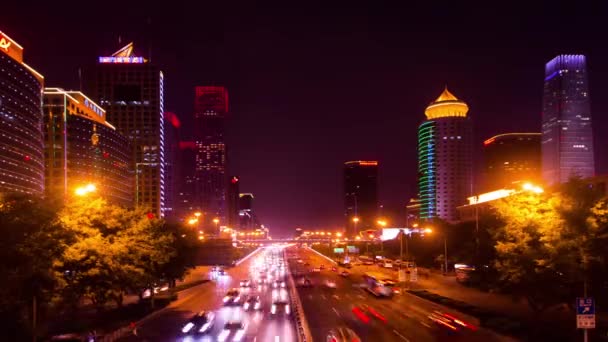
347,245 -> 359,253
333,248 -> 345,254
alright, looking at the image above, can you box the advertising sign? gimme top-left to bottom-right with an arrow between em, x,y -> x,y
576,297 -> 595,329
333,247 -> 345,254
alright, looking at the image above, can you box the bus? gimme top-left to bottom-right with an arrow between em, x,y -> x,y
362,272 -> 394,297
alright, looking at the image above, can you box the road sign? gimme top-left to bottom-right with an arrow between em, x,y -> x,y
576,297 -> 596,329
333,248 -> 344,254
398,269 -> 406,282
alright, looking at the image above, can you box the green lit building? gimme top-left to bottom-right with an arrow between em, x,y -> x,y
417,88 -> 472,222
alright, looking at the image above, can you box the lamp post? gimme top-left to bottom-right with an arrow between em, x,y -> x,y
213,218 -> 220,235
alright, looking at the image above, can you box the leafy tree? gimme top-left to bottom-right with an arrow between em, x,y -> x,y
0,194 -> 65,339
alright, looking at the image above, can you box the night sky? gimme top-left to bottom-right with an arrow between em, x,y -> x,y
3,2 -> 608,235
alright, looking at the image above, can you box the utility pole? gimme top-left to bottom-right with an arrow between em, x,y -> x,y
444,234 -> 448,275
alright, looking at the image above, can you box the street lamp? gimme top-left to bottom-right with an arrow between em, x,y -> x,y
74,183 -> 96,197
352,217 -> 360,237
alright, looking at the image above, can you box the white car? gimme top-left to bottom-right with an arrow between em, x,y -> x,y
271,300 -> 291,316
218,321 -> 247,342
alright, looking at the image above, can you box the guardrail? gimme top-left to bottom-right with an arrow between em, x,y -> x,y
284,250 -> 313,342
306,246 -> 338,264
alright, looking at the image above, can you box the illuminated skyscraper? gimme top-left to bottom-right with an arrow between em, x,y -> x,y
194,86 -> 229,230
483,133 -> 541,191
43,88 -> 131,205
0,31 -> 45,196
227,176 -> 240,228
542,54 -> 595,185
344,161 -> 378,237
86,43 -> 166,216
417,87 -> 472,222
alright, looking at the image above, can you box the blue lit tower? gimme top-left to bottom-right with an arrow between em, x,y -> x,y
542,55 -> 595,185
417,87 -> 472,222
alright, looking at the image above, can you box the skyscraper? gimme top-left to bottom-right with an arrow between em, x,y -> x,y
0,31 -> 45,196
542,54 -> 595,185
344,161 -> 378,237
174,141 -> 197,220
417,87 -> 472,222
86,43 -> 166,216
227,176 -> 240,228
193,86 -> 229,228
483,133 -> 541,191
43,88 -> 131,205
163,112 -> 181,219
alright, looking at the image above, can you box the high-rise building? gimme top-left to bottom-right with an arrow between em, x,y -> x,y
43,88 -> 132,205
174,141 -> 197,220
0,31 -> 45,196
163,112 -> 181,219
227,176 -> 240,228
344,161 -> 378,237
417,87 -> 472,222
86,43 -> 166,216
542,54 -> 595,185
193,86 -> 229,227
483,133 -> 541,191
238,193 -> 258,230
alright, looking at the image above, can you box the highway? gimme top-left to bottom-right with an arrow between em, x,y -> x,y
119,246 -> 297,342
289,246 -> 516,342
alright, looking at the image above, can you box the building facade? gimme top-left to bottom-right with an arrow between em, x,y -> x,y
417,87 -> 472,222
344,160 -> 378,237
193,86 -> 229,228
542,54 -> 595,185
227,176 -> 240,228
86,43 -> 166,216
43,88 -> 131,205
174,141 -> 197,220
482,133 -> 541,191
0,31 -> 45,196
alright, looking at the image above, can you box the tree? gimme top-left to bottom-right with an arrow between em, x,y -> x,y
56,198 -> 176,310
0,194 -> 65,339
490,189 -> 570,313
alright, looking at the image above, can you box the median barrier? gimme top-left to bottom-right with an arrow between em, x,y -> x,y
285,249 -> 313,342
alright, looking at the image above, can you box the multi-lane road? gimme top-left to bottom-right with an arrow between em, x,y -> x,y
289,246 -> 516,342
119,246 -> 297,342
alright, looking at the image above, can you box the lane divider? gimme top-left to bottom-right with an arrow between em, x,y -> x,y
285,248 -> 313,342
305,246 -> 337,264
235,246 -> 264,266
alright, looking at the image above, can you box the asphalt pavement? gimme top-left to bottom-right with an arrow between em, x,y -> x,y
118,246 -> 297,342
289,246 -> 517,342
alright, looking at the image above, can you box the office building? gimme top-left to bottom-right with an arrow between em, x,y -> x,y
43,88 -> 131,205
86,43 -> 166,216
174,141 -> 197,220
344,160 -> 378,237
238,193 -> 258,230
417,87 -> 472,222
163,112 -> 181,219
194,86 -> 229,227
482,133 -> 541,191
0,31 -> 45,196
227,176 -> 240,228
542,54 -> 595,185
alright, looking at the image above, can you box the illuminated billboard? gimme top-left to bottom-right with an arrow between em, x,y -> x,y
333,248 -> 345,254
98,56 -> 145,64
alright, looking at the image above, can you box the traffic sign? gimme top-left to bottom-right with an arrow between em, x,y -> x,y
576,297 -> 596,329
398,270 -> 406,282
410,268 -> 418,282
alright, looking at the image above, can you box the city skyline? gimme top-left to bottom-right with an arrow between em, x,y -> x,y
2,3 -> 608,233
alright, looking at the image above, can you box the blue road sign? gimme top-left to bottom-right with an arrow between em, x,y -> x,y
576,297 -> 595,315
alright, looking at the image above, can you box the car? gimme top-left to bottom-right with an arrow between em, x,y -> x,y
428,310 -> 477,332
181,311 -> 215,334
300,277 -> 313,287
240,279 -> 251,287
340,270 -> 349,277
217,320 -> 247,342
271,300 -> 291,316
331,266 -> 338,272
273,279 -> 286,288
243,295 -> 262,310
319,264 -> 325,270
312,268 -> 321,272
326,326 -> 361,342
325,280 -> 337,288
223,288 -> 241,305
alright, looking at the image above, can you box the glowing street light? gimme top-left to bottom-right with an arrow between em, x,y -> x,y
194,212 -> 202,218
377,220 -> 387,227
187,218 -> 198,225
352,217 -> 360,223
522,182 -> 544,194
213,218 -> 220,224
424,227 -> 433,234
74,183 -> 96,197
336,232 -> 343,238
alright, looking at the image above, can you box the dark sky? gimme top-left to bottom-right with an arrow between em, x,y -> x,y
3,2 -> 608,235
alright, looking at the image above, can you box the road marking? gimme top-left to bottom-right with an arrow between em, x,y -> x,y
421,321 -> 432,328
275,336 -> 280,342
357,294 -> 365,299
332,307 -> 341,316
321,294 -> 327,300
332,294 -> 340,300
393,329 -> 410,342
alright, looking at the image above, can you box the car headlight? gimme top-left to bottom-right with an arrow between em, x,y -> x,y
199,322 -> 211,332
223,296 -> 230,303
254,302 -> 261,309
286,305 -> 290,314
234,329 -> 245,341
271,305 -> 276,314
181,322 -> 194,333
218,329 -> 230,342
244,303 -> 249,310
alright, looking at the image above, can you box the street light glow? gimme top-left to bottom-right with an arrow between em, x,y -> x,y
213,218 -> 220,224
522,182 -> 544,194
188,218 -> 198,225
377,220 -> 387,227
353,217 -> 360,223
74,183 -> 96,196
424,228 -> 433,234
194,212 -> 202,217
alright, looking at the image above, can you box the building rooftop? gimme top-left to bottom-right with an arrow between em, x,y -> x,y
424,86 -> 469,120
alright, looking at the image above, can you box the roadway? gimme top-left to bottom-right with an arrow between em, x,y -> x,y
288,246 -> 517,342
119,246 -> 296,342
